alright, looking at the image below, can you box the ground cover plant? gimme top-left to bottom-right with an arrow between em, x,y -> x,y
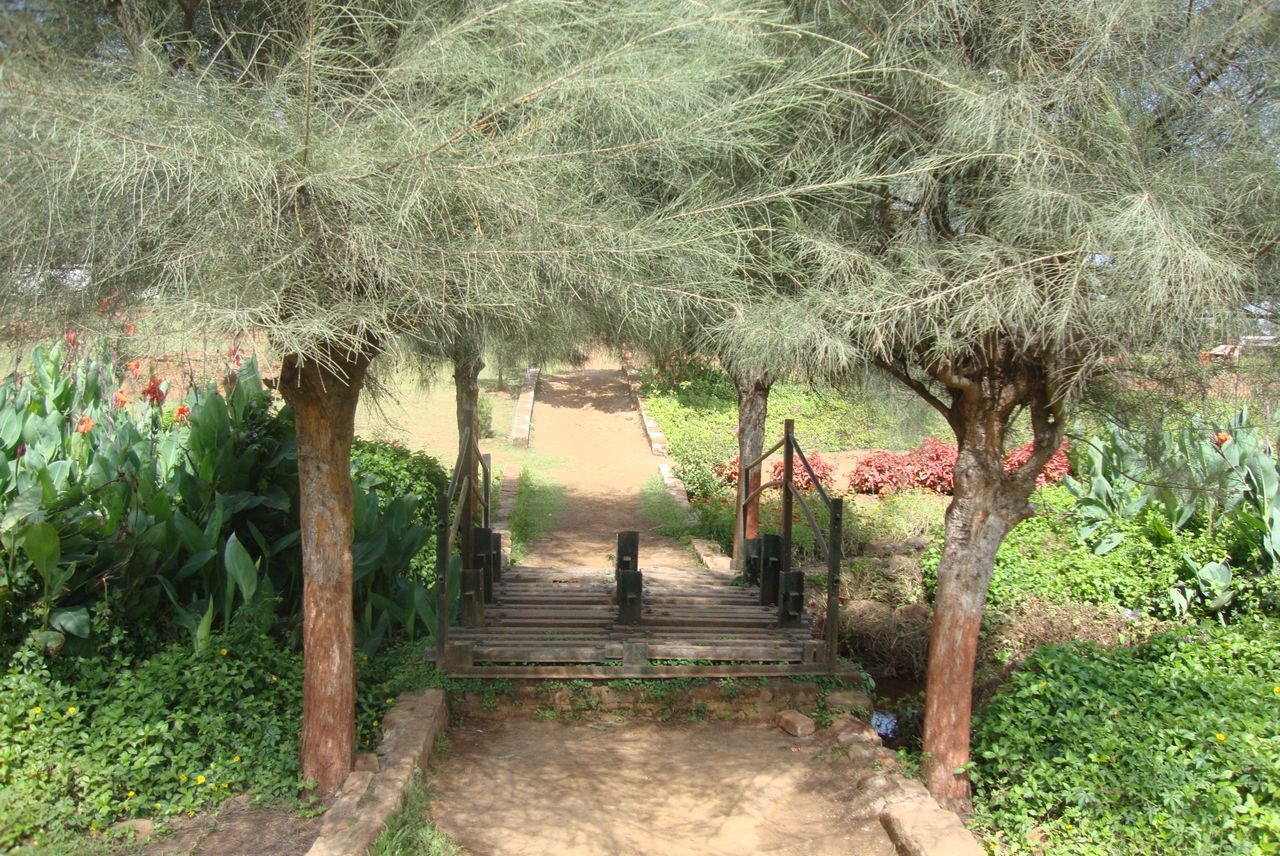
970,621 -> 1280,855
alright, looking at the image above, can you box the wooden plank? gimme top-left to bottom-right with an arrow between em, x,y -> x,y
447,663 -> 850,679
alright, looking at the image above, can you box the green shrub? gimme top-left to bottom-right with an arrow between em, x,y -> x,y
971,620 -> 1280,854
921,487 -> 1241,618
0,611 -> 304,849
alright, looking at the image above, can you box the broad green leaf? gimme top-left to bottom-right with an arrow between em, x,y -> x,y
22,522 -> 61,579
224,534 -> 258,603
50,606 -> 91,638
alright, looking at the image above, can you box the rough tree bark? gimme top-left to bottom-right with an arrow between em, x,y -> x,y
731,368 -> 773,567
452,343 -> 485,555
883,356 -> 1063,812
278,340 -> 375,795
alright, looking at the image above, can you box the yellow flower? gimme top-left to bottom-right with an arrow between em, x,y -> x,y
196,775 -> 206,785
179,774 -> 188,782
232,755 -> 240,763
1273,686 -> 1279,695
219,648 -> 228,657
31,706 -> 41,715
154,803 -> 162,810
1038,681 -> 1048,688
66,706 -> 76,715
269,674 -> 278,682
1215,733 -> 1226,742
1065,823 -> 1073,830
371,720 -> 380,727
221,783 -> 229,789
384,697 -> 394,705
127,791 -> 135,798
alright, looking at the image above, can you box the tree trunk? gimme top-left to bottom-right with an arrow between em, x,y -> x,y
731,370 -> 772,567
921,412 -> 1046,811
278,343 -> 374,795
452,344 -> 485,557
920,481 -> 1013,811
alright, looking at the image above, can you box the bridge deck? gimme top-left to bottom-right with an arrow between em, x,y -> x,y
440,565 -> 836,678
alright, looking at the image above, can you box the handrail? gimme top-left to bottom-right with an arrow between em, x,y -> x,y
741,436 -> 785,474
792,442 -> 832,506
789,484 -> 829,560
436,418 -> 494,661
737,418 -> 844,673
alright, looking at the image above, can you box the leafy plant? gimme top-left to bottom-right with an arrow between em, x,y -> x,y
849,438 -> 1070,496
971,621 -> 1280,854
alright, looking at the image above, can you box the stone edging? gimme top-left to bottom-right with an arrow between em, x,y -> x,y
491,464 -> 522,568
304,689 -> 448,856
508,364 -> 540,448
620,359 -> 667,456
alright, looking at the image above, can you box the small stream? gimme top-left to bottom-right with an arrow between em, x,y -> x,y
868,676 -> 925,750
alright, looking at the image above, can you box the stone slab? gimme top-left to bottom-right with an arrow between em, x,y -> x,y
305,689 -> 447,856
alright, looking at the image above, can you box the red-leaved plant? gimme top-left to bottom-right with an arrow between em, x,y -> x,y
848,438 -> 1069,495
717,452 -> 836,490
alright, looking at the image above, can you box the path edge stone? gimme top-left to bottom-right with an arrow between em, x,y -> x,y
304,689 -> 448,856
878,780 -> 986,856
620,357 -> 667,456
508,364 -> 540,448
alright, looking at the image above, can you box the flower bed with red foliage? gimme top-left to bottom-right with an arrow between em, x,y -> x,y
848,438 -> 1070,495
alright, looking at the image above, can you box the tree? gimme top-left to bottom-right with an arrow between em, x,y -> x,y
771,0 -> 1279,809
1,0 -> 792,792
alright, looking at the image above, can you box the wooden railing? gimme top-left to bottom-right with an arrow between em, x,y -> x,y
738,418 -> 843,672
434,426 -> 491,661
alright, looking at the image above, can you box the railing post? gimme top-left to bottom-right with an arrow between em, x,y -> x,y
826,497 -> 843,672
481,453 -> 491,530
760,533 -> 783,606
459,432 -> 475,576
615,531 -> 642,625
473,526 -> 494,603
782,419 -> 794,579
435,490 -> 449,662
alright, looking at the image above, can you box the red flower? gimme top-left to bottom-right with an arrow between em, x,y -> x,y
1213,432 -> 1231,447
112,388 -> 131,408
64,330 -> 77,346
141,376 -> 166,407
76,414 -> 94,435
125,360 -> 143,379
122,323 -> 136,335
174,405 -> 191,424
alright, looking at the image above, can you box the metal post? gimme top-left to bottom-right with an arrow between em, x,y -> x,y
826,497 -> 843,671
782,419 -> 794,579
434,490 -> 449,662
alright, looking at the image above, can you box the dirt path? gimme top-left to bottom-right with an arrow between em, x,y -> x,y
519,357 -> 692,568
430,720 -> 895,856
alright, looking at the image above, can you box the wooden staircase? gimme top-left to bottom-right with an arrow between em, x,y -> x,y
442,564 -> 824,678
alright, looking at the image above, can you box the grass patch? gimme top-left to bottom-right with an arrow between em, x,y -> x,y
369,770 -> 460,856
508,469 -> 568,564
639,474 -> 692,539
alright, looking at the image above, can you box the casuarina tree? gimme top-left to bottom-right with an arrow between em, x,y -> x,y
1,0 -> 796,792
770,0 -> 1279,809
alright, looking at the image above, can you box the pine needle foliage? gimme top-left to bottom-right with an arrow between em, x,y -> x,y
0,0 -> 804,369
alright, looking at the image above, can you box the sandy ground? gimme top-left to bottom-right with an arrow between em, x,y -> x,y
516,358 -> 693,569
430,720 -> 895,856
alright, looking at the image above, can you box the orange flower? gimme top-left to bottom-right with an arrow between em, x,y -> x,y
125,360 -> 143,379
122,323 -> 136,336
142,376 -> 166,407
76,415 -> 94,434
1215,432 -> 1231,446
174,405 -> 191,424
112,388 -> 131,408
63,330 -> 77,346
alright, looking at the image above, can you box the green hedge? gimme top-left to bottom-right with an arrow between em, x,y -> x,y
972,620 -> 1280,855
